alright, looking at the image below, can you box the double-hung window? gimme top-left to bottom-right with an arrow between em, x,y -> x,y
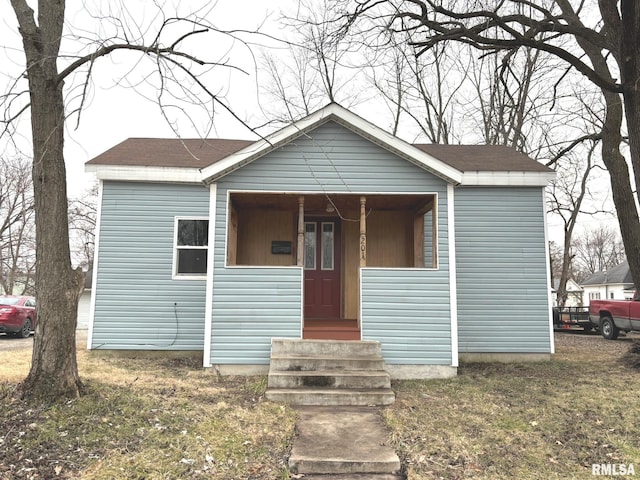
174,218 -> 209,278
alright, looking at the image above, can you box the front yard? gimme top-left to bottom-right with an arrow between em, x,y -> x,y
0,340 -> 295,480
387,332 -> 640,479
1,331 -> 638,479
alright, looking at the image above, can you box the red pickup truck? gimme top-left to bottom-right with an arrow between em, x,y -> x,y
589,292 -> 640,339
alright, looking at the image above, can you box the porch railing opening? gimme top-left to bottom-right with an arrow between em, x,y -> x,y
226,192 -> 438,269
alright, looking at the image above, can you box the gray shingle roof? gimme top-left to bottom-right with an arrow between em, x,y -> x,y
412,144 -> 551,173
581,261 -> 633,286
86,138 -> 253,169
86,137 -> 551,173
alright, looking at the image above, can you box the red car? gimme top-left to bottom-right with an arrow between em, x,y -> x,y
0,295 -> 37,338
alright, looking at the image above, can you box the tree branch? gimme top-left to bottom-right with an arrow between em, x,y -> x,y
545,133 -> 602,167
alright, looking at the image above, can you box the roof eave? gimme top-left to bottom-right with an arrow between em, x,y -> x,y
85,164 -> 203,184
460,171 -> 556,187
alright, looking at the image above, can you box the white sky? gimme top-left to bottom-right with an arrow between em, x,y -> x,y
1,0 -> 295,195
0,0 -> 621,243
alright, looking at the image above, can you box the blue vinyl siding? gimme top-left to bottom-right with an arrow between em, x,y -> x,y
92,182 -> 209,350
215,122 -> 447,192
362,177 -> 451,364
455,186 -> 551,353
210,120 -> 451,365
362,269 -> 451,364
210,268 -> 302,364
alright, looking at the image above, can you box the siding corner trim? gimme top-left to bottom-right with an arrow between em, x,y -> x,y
203,184 -> 217,367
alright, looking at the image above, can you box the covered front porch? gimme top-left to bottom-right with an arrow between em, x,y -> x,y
225,192 -> 438,340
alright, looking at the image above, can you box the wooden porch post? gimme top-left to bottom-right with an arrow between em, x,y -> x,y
297,196 -> 305,266
360,196 -> 367,267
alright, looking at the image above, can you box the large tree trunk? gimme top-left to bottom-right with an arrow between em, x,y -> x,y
600,88 -> 640,293
602,143 -> 640,285
565,0 -> 640,292
621,0 -> 640,289
12,0 -> 84,400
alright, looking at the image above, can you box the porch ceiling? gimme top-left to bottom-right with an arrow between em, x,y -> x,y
230,192 -> 433,212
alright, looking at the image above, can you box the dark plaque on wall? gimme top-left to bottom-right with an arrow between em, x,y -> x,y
271,241 -> 292,254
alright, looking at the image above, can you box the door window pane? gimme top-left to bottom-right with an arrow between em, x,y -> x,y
304,223 -> 316,270
321,222 -> 334,270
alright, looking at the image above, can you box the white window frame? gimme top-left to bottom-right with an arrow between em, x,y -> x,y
173,216 -> 209,280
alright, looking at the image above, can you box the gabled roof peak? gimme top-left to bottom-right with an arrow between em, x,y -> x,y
199,103 -> 464,184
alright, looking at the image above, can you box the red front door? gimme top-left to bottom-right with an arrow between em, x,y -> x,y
304,219 -> 341,319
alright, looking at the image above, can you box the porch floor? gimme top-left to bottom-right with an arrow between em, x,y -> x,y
303,319 -> 361,340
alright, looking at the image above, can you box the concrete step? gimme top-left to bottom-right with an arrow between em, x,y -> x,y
292,458 -> 402,476
265,388 -> 395,406
268,370 -> 391,389
267,339 -> 394,407
289,406 -> 401,475
268,369 -> 391,389
270,354 -> 385,372
271,338 -> 382,357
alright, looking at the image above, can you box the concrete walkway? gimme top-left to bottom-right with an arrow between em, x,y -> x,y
288,406 -> 403,479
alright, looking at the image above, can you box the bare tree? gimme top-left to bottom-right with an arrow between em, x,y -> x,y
0,156 -> 35,295
299,0 -> 360,104
548,240 -> 565,286
547,140 -> 606,306
573,224 -> 626,280
467,46 -> 557,153
68,183 -> 97,271
5,0 -> 260,401
260,0 -> 366,125
336,0 -> 640,291
260,44 -> 327,123
385,40 -> 463,142
365,40 -> 407,136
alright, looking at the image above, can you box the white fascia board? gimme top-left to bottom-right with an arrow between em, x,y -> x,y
461,171 -> 556,186
203,184 -> 217,367
201,103 -> 464,185
85,165 -> 203,184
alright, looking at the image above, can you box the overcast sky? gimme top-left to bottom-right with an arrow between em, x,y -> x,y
1,0 -> 296,196
0,0 -> 620,243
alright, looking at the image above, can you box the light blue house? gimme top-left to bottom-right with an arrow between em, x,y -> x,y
85,104 -> 555,378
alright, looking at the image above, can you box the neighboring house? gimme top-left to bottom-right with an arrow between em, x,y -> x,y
551,278 -> 584,307
85,104 -> 556,378
77,269 -> 92,330
581,260 -> 634,305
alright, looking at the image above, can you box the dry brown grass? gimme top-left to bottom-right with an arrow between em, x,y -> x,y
386,331 -> 640,479
2,331 -> 640,479
0,346 -> 32,384
0,339 -> 296,480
